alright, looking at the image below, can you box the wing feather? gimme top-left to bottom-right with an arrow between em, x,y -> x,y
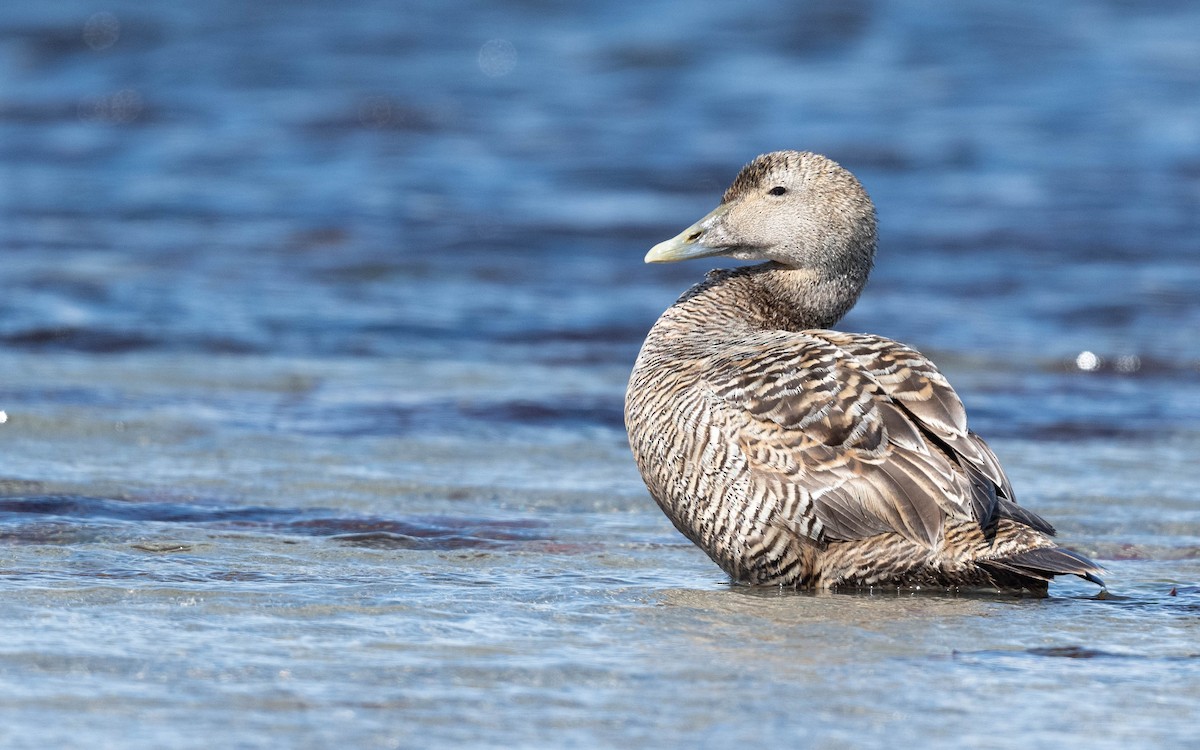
705,329 -> 1022,547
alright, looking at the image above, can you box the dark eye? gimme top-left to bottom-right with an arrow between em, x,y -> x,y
768,186 -> 787,196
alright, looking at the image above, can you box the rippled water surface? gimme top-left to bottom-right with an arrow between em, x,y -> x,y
3,1 -> 1200,747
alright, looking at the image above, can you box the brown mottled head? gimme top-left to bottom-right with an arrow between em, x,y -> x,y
722,151 -> 859,204
646,151 -> 877,284
721,151 -> 811,204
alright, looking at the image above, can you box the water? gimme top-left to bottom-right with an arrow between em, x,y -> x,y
2,1 -> 1200,747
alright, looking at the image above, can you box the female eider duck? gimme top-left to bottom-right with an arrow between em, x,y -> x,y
625,150 -> 1104,592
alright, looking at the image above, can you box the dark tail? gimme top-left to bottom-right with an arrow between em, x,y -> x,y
981,546 -> 1106,588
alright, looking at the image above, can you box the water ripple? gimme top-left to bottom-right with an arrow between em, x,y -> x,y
0,494 -> 553,550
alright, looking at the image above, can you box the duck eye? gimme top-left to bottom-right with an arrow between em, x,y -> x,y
768,186 -> 787,196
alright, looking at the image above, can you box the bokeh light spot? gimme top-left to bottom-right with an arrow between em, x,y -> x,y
478,39 -> 517,78
78,89 -> 143,123
83,12 -> 120,51
1114,354 -> 1141,373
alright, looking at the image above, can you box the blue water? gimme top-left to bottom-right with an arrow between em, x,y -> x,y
2,1 -> 1200,747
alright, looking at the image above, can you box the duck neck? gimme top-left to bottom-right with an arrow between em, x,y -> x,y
755,262 -> 869,330
675,262 -> 867,335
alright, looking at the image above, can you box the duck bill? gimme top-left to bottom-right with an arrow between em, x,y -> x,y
644,204 -> 731,263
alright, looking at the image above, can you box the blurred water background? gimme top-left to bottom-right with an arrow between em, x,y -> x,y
2,1 -> 1200,747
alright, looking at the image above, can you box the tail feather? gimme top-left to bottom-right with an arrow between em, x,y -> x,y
995,498 -> 1056,537
983,546 -> 1106,587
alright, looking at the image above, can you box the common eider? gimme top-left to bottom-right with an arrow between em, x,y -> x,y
625,150 -> 1104,592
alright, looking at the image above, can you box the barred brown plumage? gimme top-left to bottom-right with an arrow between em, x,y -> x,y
625,150 -> 1105,592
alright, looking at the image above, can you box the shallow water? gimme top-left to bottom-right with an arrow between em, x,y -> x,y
3,1 -> 1200,747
